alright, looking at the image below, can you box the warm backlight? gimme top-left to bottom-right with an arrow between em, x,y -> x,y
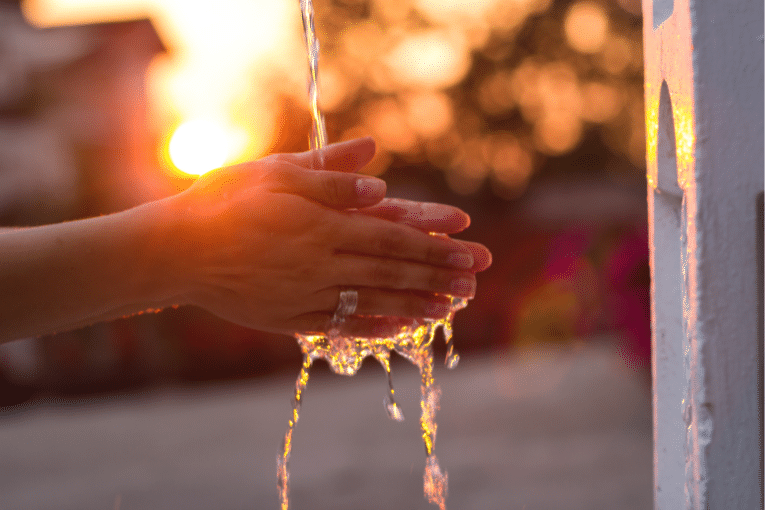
168,119 -> 245,176
564,1 -> 609,54
24,0 -> 297,176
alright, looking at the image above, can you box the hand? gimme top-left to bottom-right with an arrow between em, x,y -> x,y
168,138 -> 491,338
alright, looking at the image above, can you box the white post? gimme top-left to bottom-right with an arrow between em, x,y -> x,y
642,0 -> 764,508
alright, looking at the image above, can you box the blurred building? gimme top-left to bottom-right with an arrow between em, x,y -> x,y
0,2 -> 169,225
0,2 -> 177,403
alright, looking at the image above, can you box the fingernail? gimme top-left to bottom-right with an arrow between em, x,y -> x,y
450,277 -> 476,296
425,302 -> 450,317
355,177 -> 386,198
446,252 -> 474,269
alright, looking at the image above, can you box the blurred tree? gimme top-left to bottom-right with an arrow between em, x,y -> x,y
268,0 -> 645,199
254,0 -> 651,367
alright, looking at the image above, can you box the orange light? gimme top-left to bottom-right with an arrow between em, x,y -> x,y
167,119 -> 246,177
385,30 -> 470,89
25,0 -> 294,177
564,1 -> 609,54
582,81 -> 622,123
533,114 -> 583,155
403,91 -> 454,139
416,0 -> 496,22
366,99 -> 418,153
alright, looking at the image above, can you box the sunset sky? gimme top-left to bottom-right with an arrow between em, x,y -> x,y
24,0 -> 308,174
20,0 -> 643,193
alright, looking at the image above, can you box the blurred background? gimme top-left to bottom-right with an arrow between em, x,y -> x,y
0,0 -> 654,507
0,0 -> 649,404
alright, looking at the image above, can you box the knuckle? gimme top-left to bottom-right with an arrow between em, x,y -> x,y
424,242 -> 444,265
295,263 -> 317,282
262,165 -> 290,187
260,155 -> 282,173
376,228 -> 407,256
428,269 -> 448,293
320,175 -> 345,205
370,260 -> 401,287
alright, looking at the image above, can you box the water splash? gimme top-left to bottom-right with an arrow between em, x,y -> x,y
277,299 -> 466,509
277,1 -> 466,507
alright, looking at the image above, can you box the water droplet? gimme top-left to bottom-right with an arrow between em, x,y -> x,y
385,395 -> 405,421
445,352 -> 460,369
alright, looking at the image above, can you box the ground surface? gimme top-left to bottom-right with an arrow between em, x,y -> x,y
0,341 -> 652,510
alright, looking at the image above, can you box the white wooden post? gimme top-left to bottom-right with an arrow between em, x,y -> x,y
643,0 -> 764,508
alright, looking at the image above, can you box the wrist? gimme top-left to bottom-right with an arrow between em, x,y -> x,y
126,195 -> 195,310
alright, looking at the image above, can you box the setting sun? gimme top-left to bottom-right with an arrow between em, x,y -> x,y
24,0 -> 301,175
168,119 -> 246,176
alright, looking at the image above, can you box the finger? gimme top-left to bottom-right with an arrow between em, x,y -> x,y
276,137 -> 376,173
338,316 -> 420,339
332,255 -> 477,298
313,287 -> 453,320
358,199 -> 470,234
264,163 -> 387,209
333,216 -> 476,270
451,240 -> 493,272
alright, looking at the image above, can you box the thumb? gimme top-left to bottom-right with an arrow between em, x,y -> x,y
267,167 -> 387,209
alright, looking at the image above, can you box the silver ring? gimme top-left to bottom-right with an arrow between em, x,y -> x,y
331,289 -> 358,325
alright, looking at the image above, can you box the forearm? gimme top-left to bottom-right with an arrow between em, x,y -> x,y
0,198 -> 187,342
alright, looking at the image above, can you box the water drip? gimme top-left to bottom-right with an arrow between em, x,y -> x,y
376,350 -> 405,421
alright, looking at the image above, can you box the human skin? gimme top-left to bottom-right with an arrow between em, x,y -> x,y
0,137 -> 491,343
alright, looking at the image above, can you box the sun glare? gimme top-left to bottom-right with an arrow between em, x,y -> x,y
168,119 -> 245,176
24,0 -> 296,175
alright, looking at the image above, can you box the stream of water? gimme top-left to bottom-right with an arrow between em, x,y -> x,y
298,0 -> 326,166
276,2 -> 466,508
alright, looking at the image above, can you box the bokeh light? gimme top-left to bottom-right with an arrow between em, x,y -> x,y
403,91 -> 454,139
489,132 -> 534,196
601,34 -> 633,74
564,1 -> 609,54
478,70 -> 515,115
385,30 -> 470,89
365,98 -> 418,153
22,0 -> 646,198
582,82 -> 622,123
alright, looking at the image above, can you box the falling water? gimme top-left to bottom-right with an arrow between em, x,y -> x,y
278,301 -> 465,510
277,2 -> 465,508
298,0 -> 327,166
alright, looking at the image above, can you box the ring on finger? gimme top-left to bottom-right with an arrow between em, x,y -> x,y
331,289 -> 359,325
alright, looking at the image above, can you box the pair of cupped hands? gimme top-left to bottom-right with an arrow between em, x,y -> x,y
174,137 -> 492,339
